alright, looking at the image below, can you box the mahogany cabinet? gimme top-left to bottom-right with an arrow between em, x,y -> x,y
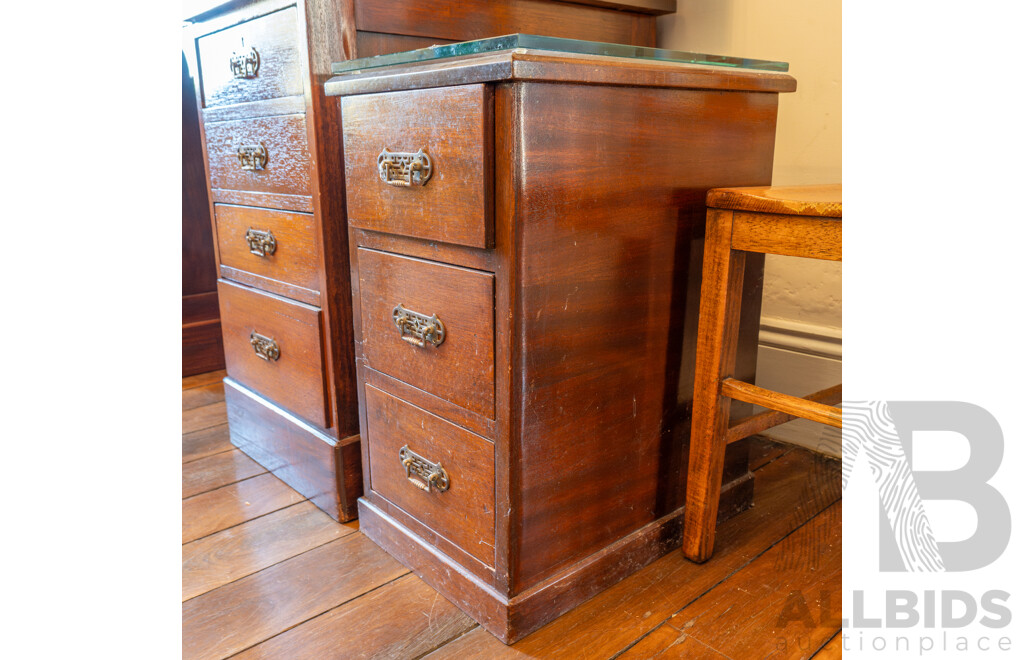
327,43 -> 795,641
182,53 -> 224,377
183,1 -> 672,521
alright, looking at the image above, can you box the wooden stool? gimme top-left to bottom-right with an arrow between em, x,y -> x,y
682,184 -> 842,563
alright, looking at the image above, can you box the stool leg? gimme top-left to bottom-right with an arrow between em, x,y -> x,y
683,208 -> 746,563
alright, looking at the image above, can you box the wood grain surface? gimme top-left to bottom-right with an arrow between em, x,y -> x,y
182,369 -> 227,391
355,31 -> 454,58
182,472 -> 306,543
184,533 -> 404,660
707,184 -> 842,218
680,502 -> 841,658
509,81 -> 778,592
357,248 -> 495,419
421,451 -> 840,658
617,633 -> 728,659
196,5 -> 303,108
728,386 -> 843,444
233,573 -> 476,660
343,85 -> 494,248
182,501 -> 351,601
682,207 -> 748,563
183,400 -> 228,435
181,376 -> 839,659
731,211 -> 842,261
182,423 -> 233,464
182,448 -> 268,499
182,381 -> 225,411
686,184 -> 842,562
812,633 -> 843,658
353,0 -> 655,46
224,380 -> 357,521
206,113 -> 311,197
183,53 -> 223,377
214,204 -> 321,298
365,385 -> 496,568
218,280 -> 328,427
722,378 -> 842,428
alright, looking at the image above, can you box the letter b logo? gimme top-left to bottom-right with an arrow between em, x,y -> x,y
844,401 -> 1011,572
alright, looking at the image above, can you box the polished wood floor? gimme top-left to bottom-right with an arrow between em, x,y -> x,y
183,371 -> 842,659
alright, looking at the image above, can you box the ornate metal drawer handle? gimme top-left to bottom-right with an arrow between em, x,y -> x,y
378,148 -> 432,187
245,228 -> 277,257
392,304 -> 445,348
237,143 -> 267,171
400,445 -> 450,493
230,45 -> 260,79
250,332 -> 280,361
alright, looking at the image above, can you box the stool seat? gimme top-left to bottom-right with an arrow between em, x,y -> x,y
682,183 -> 841,563
707,184 -> 842,217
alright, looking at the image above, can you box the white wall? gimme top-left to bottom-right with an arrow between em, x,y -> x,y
658,0 -> 842,455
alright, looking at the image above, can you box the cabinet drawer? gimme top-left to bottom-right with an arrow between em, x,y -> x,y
365,385 -> 495,567
197,6 -> 303,109
215,204 -> 320,301
206,113 -> 311,197
342,84 -> 493,248
358,248 -> 494,419
218,280 -> 328,428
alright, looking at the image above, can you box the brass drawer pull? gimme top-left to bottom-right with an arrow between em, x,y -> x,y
250,331 -> 280,361
400,445 -> 450,493
230,45 -> 260,79
378,148 -> 432,187
392,304 -> 445,348
237,143 -> 267,171
245,228 -> 277,257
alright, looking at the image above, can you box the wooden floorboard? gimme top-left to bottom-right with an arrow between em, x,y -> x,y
182,448 -> 267,498
181,373 -> 840,660
617,631 -> 728,659
183,472 -> 307,544
183,400 -> 229,434
183,381 -> 226,411
183,369 -> 227,391
812,631 -> 842,658
182,501 -> 355,601
182,423 -> 233,464
622,502 -> 841,659
233,573 -> 477,660
184,534 -> 409,660
748,434 -> 793,470
422,451 -> 840,660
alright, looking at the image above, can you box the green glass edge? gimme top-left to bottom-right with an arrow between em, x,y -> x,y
330,33 -> 789,75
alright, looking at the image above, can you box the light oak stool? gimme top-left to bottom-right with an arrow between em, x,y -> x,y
683,184 -> 842,562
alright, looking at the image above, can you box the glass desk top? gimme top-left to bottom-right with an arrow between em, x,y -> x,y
330,33 -> 789,75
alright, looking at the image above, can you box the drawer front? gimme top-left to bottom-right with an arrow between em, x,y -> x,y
218,280 -> 328,428
365,385 -> 495,566
215,204 -> 320,295
358,248 -> 494,419
197,6 -> 303,108
206,113 -> 311,197
342,84 -> 493,248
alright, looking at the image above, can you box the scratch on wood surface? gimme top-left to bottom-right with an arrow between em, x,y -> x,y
425,591 -> 440,628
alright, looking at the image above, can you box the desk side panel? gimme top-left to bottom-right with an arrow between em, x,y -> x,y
511,82 -> 779,592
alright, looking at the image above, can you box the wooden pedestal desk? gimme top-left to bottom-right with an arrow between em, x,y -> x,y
183,0 -> 674,522
326,41 -> 796,642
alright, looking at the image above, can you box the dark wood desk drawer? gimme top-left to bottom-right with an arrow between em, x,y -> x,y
342,84 -> 493,248
357,248 -> 494,419
196,6 -> 303,109
365,385 -> 495,567
206,113 -> 311,197
218,279 -> 328,428
214,204 -> 320,300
